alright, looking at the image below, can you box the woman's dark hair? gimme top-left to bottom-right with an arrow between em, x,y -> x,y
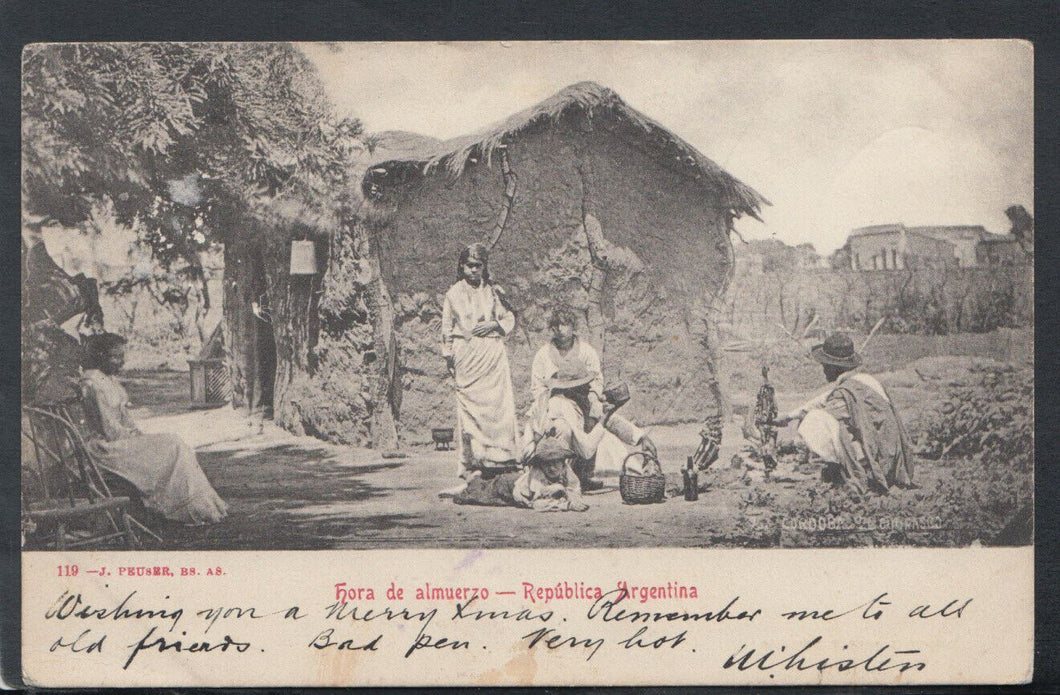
548,306 -> 579,331
456,244 -> 490,283
82,332 -> 127,373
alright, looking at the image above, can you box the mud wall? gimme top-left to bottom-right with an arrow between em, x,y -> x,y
356,117 -> 734,443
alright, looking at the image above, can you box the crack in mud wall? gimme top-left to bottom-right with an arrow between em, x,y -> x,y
292,119 -> 737,445
486,146 -> 518,250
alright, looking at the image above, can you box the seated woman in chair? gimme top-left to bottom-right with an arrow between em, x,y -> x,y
79,333 -> 228,525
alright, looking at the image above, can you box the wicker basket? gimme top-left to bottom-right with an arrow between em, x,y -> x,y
619,451 -> 666,504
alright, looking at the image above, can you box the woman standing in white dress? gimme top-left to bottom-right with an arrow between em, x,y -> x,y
440,243 -> 519,485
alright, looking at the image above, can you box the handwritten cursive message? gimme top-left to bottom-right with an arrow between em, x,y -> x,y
40,580 -> 976,678
24,548 -> 1032,687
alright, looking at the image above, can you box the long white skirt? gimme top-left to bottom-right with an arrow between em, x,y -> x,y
89,432 -> 228,525
452,336 -> 519,466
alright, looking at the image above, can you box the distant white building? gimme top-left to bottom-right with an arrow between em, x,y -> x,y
843,224 -> 956,271
838,223 -> 1027,270
733,238 -> 824,273
908,225 -> 988,268
976,234 -> 1024,266
41,225 -> 222,283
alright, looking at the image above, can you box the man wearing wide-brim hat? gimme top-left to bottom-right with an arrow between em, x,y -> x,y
775,332 -> 916,495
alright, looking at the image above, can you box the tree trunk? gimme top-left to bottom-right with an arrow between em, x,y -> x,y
573,151 -> 608,356
222,239 -> 250,411
705,217 -> 738,421
702,313 -> 730,420
221,234 -> 269,419
356,219 -> 400,449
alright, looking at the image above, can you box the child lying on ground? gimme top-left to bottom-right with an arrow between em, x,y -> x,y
453,437 -> 588,512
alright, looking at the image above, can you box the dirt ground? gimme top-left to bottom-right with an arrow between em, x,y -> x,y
123,330 -> 1033,550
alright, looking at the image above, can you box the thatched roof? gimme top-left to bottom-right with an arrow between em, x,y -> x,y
362,81 -> 769,220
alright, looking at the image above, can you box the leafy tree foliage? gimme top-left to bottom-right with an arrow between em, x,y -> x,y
1005,204 -> 1034,253
23,43 -> 363,270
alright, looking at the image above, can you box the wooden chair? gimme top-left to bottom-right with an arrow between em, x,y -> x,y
22,405 -> 142,550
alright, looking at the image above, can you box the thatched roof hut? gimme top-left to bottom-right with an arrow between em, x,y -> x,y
297,81 -> 768,445
362,80 -> 763,292
364,82 -> 764,210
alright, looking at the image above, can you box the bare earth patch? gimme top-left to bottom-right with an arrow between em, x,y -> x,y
128,344 -> 1032,550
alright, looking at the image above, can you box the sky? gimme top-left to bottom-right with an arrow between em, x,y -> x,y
301,40 -> 1033,254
